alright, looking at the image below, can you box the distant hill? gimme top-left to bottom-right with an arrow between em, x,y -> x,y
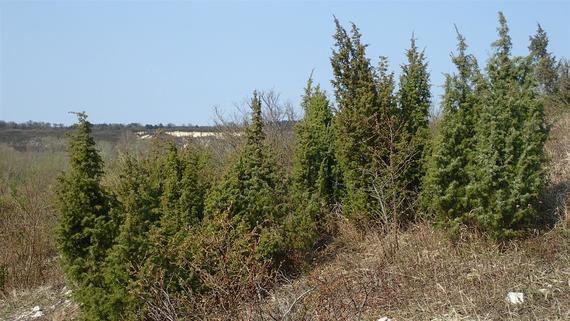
0,121 -> 220,151
0,120 -> 295,151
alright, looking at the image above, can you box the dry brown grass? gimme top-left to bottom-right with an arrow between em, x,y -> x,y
0,144 -> 66,293
248,219 -> 570,321
0,284 -> 78,321
545,111 -> 570,227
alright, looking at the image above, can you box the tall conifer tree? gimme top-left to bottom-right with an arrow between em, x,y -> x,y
330,18 -> 382,218
472,13 -> 548,237
205,91 -> 287,261
529,24 -> 558,95
55,112 -> 116,320
292,77 -> 337,202
422,31 -> 481,226
101,144 -> 172,320
288,77 -> 337,250
398,36 -> 431,195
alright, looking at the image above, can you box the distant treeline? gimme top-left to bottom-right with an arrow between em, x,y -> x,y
0,119 -> 296,132
0,120 -> 214,131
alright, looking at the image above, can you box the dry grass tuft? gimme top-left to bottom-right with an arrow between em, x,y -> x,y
250,221 -> 570,321
545,111 -> 570,227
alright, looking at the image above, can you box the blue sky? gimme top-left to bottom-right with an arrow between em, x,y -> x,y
0,1 -> 568,125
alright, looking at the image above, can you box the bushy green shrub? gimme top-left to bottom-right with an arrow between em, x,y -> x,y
205,91 -> 288,263
470,13 -> 548,238
287,77 -> 338,252
398,36 -> 432,198
422,31 -> 482,227
103,141 -> 209,320
330,20 -> 406,221
424,14 -> 549,238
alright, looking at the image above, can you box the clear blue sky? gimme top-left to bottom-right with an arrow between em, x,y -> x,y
0,1 -> 568,125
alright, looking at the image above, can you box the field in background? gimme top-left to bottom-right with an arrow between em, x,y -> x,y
0,111 -> 568,320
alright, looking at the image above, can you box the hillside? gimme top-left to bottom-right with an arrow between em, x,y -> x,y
0,124 -> 226,151
0,111 -> 568,321
1,11 -> 568,321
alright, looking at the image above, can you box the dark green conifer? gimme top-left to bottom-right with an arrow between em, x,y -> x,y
103,142 -> 209,319
398,36 -> 431,195
292,77 -> 336,202
102,149 -> 165,320
143,143 -> 208,286
529,24 -> 558,95
205,91 -> 287,261
287,77 -> 337,251
472,13 -> 548,237
55,112 -> 116,320
330,18 -> 382,218
422,30 -> 481,227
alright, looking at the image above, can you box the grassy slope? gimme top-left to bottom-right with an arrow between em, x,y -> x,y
0,114 -> 568,321
252,221 -> 570,320
249,113 -> 570,321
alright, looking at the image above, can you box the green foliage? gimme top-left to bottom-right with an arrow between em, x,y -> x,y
424,13 -> 549,238
330,19 -> 391,219
162,211 -> 272,316
471,13 -> 548,238
205,91 -> 288,263
529,24 -> 558,96
288,77 -> 337,251
331,19 -> 419,224
398,36 -> 432,196
101,151 -> 164,320
102,142 -> 209,320
139,143 -> 209,306
292,77 -> 337,203
422,30 -> 481,226
49,15 -> 560,320
55,112 -> 117,320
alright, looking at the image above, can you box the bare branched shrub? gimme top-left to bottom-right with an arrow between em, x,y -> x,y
212,89 -> 298,173
143,275 -> 184,321
368,116 -> 418,229
0,144 -> 66,293
259,90 -> 298,171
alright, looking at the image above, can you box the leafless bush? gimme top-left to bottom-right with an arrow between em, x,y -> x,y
367,116 -> 418,229
259,90 -> 298,171
211,89 -> 298,173
0,144 -> 66,293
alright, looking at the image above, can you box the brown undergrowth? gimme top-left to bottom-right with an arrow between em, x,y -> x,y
249,219 -> 570,321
